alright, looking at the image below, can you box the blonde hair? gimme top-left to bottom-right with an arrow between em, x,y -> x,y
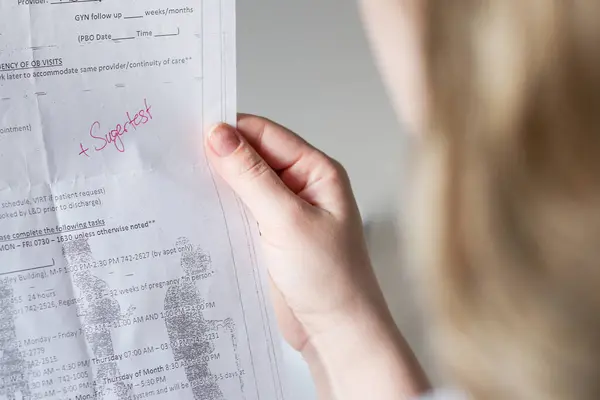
416,1 -> 600,398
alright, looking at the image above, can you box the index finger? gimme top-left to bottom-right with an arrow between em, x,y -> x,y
236,114 -> 354,215
237,114 -> 321,172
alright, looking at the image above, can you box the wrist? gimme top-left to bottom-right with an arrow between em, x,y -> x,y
302,295 -> 430,399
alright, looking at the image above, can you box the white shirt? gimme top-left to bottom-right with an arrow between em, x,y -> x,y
417,389 -> 466,400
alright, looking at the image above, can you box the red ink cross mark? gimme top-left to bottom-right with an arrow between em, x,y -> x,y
79,143 -> 90,157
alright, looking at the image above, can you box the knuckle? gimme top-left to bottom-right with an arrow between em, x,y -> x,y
326,157 -> 350,183
238,147 -> 271,181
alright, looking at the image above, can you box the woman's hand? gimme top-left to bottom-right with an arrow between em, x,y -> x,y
205,114 -> 382,349
205,114 -> 429,399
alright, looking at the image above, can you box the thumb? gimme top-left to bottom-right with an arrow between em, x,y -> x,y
205,123 -> 301,223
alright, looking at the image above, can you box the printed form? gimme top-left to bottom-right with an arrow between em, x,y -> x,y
0,0 -> 286,399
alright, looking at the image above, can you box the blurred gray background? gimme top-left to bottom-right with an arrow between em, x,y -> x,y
238,2 -> 431,398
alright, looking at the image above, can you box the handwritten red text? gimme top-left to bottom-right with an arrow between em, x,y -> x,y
84,99 -> 153,155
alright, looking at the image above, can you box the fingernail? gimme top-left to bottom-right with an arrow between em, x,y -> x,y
208,124 -> 241,157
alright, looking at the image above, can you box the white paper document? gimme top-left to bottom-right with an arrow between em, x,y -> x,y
0,1 -> 287,399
